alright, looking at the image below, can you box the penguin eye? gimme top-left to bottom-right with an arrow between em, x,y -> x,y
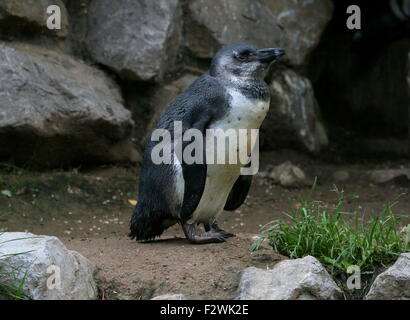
235,50 -> 255,62
235,52 -> 249,62
236,55 -> 247,62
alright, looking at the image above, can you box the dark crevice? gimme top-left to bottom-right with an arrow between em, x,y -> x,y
308,0 -> 410,160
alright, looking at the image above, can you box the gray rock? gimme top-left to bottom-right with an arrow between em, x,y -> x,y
185,0 -> 285,59
0,232 -> 97,300
261,69 -> 328,153
333,170 -> 350,182
0,42 -> 138,167
365,253 -> 410,300
370,169 -> 410,184
151,294 -> 187,300
263,0 -> 334,66
87,0 -> 182,82
185,0 -> 332,66
237,256 -> 344,300
265,161 -> 310,188
0,0 -> 69,38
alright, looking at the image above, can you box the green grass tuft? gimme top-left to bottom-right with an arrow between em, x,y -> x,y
0,219 -> 30,300
250,185 -> 410,276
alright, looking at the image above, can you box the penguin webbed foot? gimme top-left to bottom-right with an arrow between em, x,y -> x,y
204,220 -> 235,239
182,220 -> 225,244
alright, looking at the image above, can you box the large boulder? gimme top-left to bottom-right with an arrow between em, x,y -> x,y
0,0 -> 69,38
365,253 -> 410,300
0,42 -> 138,167
263,0 -> 333,66
237,256 -> 343,300
185,0 -> 284,60
0,232 -> 97,300
185,0 -> 333,66
86,0 -> 182,82
261,69 -> 328,153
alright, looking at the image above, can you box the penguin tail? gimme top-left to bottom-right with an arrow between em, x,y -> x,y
129,203 -> 170,241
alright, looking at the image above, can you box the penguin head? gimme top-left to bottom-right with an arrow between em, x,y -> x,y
209,43 -> 285,80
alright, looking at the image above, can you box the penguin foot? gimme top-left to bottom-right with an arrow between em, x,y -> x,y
182,220 -> 225,244
218,230 -> 236,239
204,221 -> 236,239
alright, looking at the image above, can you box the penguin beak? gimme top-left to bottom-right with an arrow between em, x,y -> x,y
256,48 -> 286,63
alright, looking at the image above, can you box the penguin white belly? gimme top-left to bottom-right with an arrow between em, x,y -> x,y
191,89 -> 270,223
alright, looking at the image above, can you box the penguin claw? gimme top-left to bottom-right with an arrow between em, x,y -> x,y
186,231 -> 226,244
182,221 -> 226,244
193,231 -> 226,244
204,221 -> 235,239
218,231 -> 236,239
188,234 -> 225,244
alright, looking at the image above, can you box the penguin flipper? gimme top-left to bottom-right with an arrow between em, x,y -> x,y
179,116 -> 211,221
224,175 -> 253,211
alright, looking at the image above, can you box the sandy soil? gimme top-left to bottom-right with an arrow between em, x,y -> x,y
1,150 -> 409,299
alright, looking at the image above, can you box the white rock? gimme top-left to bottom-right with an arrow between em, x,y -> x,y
237,256 -> 343,300
370,169 -> 410,184
0,232 -> 97,300
333,170 -> 350,182
151,294 -> 187,300
365,253 -> 410,300
267,161 -> 310,187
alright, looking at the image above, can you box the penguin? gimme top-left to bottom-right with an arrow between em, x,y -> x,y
129,43 -> 285,244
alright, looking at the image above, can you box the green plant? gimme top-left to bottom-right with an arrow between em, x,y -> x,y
250,186 -> 410,276
0,262 -> 28,300
0,224 -> 30,300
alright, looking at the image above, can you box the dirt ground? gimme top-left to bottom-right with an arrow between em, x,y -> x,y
0,150 -> 409,299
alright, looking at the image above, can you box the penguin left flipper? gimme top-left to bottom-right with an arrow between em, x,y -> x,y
178,75 -> 228,222
224,174 -> 253,211
179,114 -> 212,221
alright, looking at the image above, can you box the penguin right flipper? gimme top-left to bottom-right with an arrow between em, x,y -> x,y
224,174 -> 253,211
